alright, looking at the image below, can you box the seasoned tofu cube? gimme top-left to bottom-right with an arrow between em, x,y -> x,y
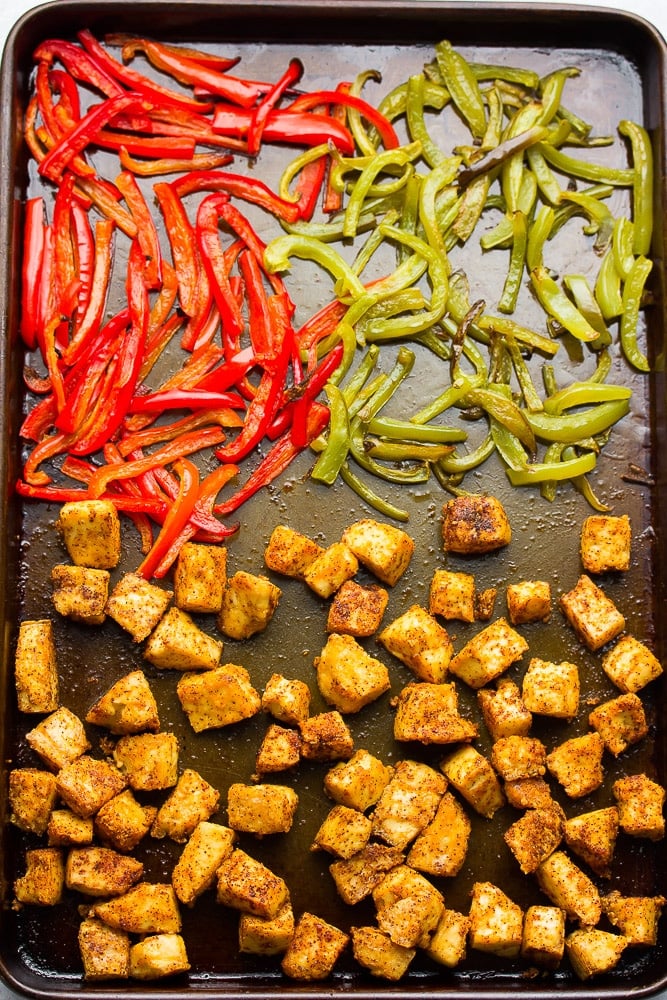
378,605 -> 454,683
78,917 -> 130,980
177,663 -> 261,733
14,847 -> 65,906
216,848 -> 289,918
314,632 -> 390,713
323,749 -> 393,812
281,911 -> 348,981
92,882 -> 181,934
520,906 -> 565,969
151,768 -> 220,842
559,574 -> 625,651
65,846 -> 144,897
475,587 -> 498,621
601,891 -> 666,946
14,618 -> 59,713
426,908 -> 470,968
341,519 -> 414,586
588,692 -> 648,755
440,745 -> 505,818
449,618 -> 528,689
393,681 -> 478,745
406,791 -> 471,878
105,573 -> 172,643
477,678 -> 532,740
326,580 -> 389,637
350,926 -> 415,981
56,756 -> 127,818
429,569 -> 476,623
311,805 -> 372,859
261,673 -> 311,726
303,542 -> 358,598
113,733 -> 179,791
51,564 -> 110,624
546,733 -> 605,799
503,807 -> 564,874
441,494 -> 511,555
264,524 -> 324,579
490,735 -> 547,781
56,499 -> 121,569
329,844 -> 405,905
217,571 -> 281,639
239,902 -> 294,956
129,933 -> 190,980
601,634 -> 663,693
8,767 -> 58,834
144,607 -> 222,671
86,670 -> 159,734
521,658 -> 580,720
506,580 -> 551,624
47,809 -> 94,847
565,928 -> 628,980
563,807 -> 619,878
173,541 -> 227,613
580,514 -> 631,573
468,882 -> 524,958
372,865 -> 444,948
371,759 -> 446,849
535,851 -> 602,926
171,821 -> 236,906
299,711 -> 354,762
26,705 -> 91,771
94,789 -> 157,852
613,773 -> 665,840
255,724 -> 301,773
503,777 -> 561,812
227,783 -> 298,836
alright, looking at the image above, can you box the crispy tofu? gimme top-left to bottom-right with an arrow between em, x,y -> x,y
264,524 -> 324,579
85,670 -> 160,734
580,514 -> 631,574
78,917 -> 130,980
612,773 -> 666,840
393,681 -> 478,745
468,882 -> 524,958
350,926 -> 415,981
8,767 -> 58,834
490,735 -> 547,781
255,723 -> 301,773
25,705 -> 91,770
129,933 -> 190,980
448,618 -> 528,689
303,542 -> 359,598
56,499 -> 121,569
520,906 -> 565,969
324,749 -> 393,812
341,519 -> 414,586
475,586 -> 498,621
14,618 -> 59,713
326,580 -> 389,637
311,804 -> 372,859
601,634 -> 663,693
535,851 -> 602,926
173,541 -> 227,613
113,733 -> 179,791
261,673 -> 311,726
227,783 -> 298,836
477,678 -> 532,740
47,809 -> 94,847
216,848 -> 289,918
406,790 -> 471,877
65,846 -> 144,897
503,807 -> 564,874
14,847 -> 65,906
601,891 -> 666,946
299,711 -> 354,762
144,607 -> 223,671
151,768 -> 220,842
546,733 -> 605,799
440,745 -> 505,818
172,821 -> 236,906
378,605 -> 454,683
177,663 -> 261,732
371,759 -> 446,849
281,911 -> 348,981
329,843 -> 405,905
217,571 -> 281,639
559,574 -> 625,651
429,569 -> 477,623
94,789 -> 157,852
563,807 -> 619,878
372,865 -> 444,948
506,580 -> 551,625
521,658 -> 580,720
51,564 -> 110,624
314,632 -> 390,713
239,902 -> 295,956
588,691 -> 648,756
503,776 -> 561,812
92,882 -> 182,934
441,494 -> 511,555
105,573 -> 172,642
565,928 -> 628,980
426,908 -> 471,968
56,755 -> 127,818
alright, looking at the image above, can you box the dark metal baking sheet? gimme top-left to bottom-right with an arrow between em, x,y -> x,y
1,1 -> 667,997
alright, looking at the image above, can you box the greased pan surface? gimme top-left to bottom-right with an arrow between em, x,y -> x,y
1,2 -> 667,997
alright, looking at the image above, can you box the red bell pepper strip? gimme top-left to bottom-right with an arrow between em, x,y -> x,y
293,151 -> 329,221
195,344 -> 257,393
127,388 -> 245,413
33,39 -> 124,99
117,408 -> 242,458
70,201 -> 95,324
15,479 -> 171,516
119,147 -> 234,176
171,169 -> 301,224
212,105 -> 356,153
93,129 -> 197,160
74,174 -> 137,238
195,193 -> 244,355
135,458 -> 200,579
115,170 -> 162,289
239,249 -> 274,359
290,340 -> 344,448
154,181 -> 201,318
108,36 -> 241,73
52,171 -> 78,323
56,308 -> 128,434
20,197 -> 46,349
247,58 -> 303,156
287,88 -> 400,149
62,218 -> 115,366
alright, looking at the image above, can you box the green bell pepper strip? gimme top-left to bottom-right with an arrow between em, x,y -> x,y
352,208 -> 401,275
525,145 -> 563,205
535,142 -> 635,186
562,274 -> 611,348
537,67 -> 581,126
342,141 -> 422,239
543,381 -> 632,415
561,444 -> 611,511
619,254 -> 652,372
310,383 -> 351,485
498,210 -> 528,315
435,40 -> 487,140
594,247 -> 624,320
410,376 -> 479,426
264,234 -> 366,300
341,344 -> 379,407
355,346 -> 415,423
619,118 -> 653,257
365,415 -> 467,443
277,142 -> 331,207
500,103 -> 545,213
559,190 -> 614,254
457,124 -> 549,190
406,73 -> 449,168
339,462 -> 409,521
466,386 -> 537,453
452,174 -> 493,243
480,169 -> 538,250
525,398 -> 630,442
612,216 -> 636,280
506,450 -> 597,486
376,78 -> 450,126
436,432 -> 496,474
530,265 -> 601,342
470,62 -> 540,89
476,314 -> 560,357
539,442 -> 566,501
347,70 -> 384,156
364,438 -> 456,462
506,338 -> 544,412
526,204 -> 555,273
489,414 -> 530,472
349,418 -> 431,484
419,156 -> 462,260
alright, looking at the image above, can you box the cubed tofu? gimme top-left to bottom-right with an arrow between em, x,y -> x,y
239,902 -> 295,956
129,933 -> 190,980
85,670 -> 160,734
341,519 -> 414,586
535,851 -> 602,926
314,632 -> 390,713
92,882 -> 182,934
227,783 -> 298,836
299,711 -> 354,762
311,805 -> 372,859
406,790 -> 471,878
440,745 -> 505,818
429,569 -> 476,623
255,724 -> 301,773
216,848 -> 289,918
8,767 -> 58,834
477,678 -> 532,740
546,733 -> 605,799
350,926 -> 415,981
323,749 -> 393,812
78,917 -> 130,980
94,789 -> 157,852
326,580 -> 389,637
56,755 -> 127,818
613,774 -> 666,840
601,891 -> 666,946
281,912 -> 348,981
51,564 -> 110,624
14,619 -> 59,713
14,847 -> 65,906
559,575 -> 625,651
25,705 -> 91,771
475,587 -> 498,621
329,844 -> 405,905
588,692 -> 648,756
65,846 -> 144,897
503,777 -> 560,812
105,573 -> 172,643
503,807 -> 564,874
144,607 -> 223,671
441,494 -> 511,555
172,821 -> 236,906
521,658 -> 580,720
601,635 -> 663,693
506,580 -> 551,625
426,908 -> 471,968
176,663 -> 261,733
580,514 -> 631,574
371,759 -> 446,849
372,865 -> 444,948
565,928 -> 628,980
47,809 -> 94,847
113,733 -> 179,791
393,682 -> 478,745
173,541 -> 227,613
491,735 -> 547,781
56,499 -> 121,569
520,906 -> 565,969
151,768 -> 220,842
303,542 -> 359,599
261,673 -> 311,726
563,807 -> 619,878
217,571 -> 281,639
448,618 -> 528,689
264,524 -> 324,579
378,605 -> 454,684
468,882 -> 524,958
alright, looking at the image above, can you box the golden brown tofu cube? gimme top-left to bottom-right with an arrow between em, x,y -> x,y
261,673 -> 311,726
613,773 -> 666,840
303,542 -> 359,599
8,767 -> 58,834
535,850 -> 602,926
311,805 -> 372,859
78,917 -> 130,980
129,933 -> 190,980
393,681 -> 478,745
172,821 -> 236,906
94,789 -> 157,852
14,847 -> 64,906
559,574 -> 625,651
56,755 -> 127,818
601,891 -> 666,946
51,564 -> 110,625
426,909 -> 470,968
264,524 -> 323,579
113,733 -> 179,791
372,865 -> 445,949
563,807 -> 619,878
588,692 -> 648,756
474,586 -> 498,621
429,569 -> 476,623
580,514 -> 631,574
468,882 -> 523,958
255,723 -> 301,773
177,663 -> 261,733
378,605 -> 454,684
216,848 -> 289,918
351,926 -> 415,981
105,573 -> 172,643
371,759 -> 446,849
299,711 -> 354,762
503,777 -> 561,812
406,790 -> 470,878
546,733 -> 605,799
47,809 -> 94,847
341,519 -> 414,586
601,634 -> 663,693
217,571 -> 281,639
565,928 -> 628,980
281,911 -> 348,981
326,580 -> 388,637
14,618 -> 59,713
56,499 -> 121,569
329,844 -> 405,906
86,670 -> 160,735
151,768 -> 220,842
92,882 -> 181,934
239,902 -> 294,956
522,657 -> 580,720
143,606 -> 222,671
490,735 -> 547,781
65,846 -> 144,897
449,618 -> 528,689
227,783 -> 298,836
477,678 -> 532,740
173,541 -> 227,613
442,494 -> 511,555
324,749 -> 393,812
440,745 -> 505,818
520,906 -> 565,969
26,705 -> 91,771
314,632 -> 390,713
503,806 -> 564,874
506,580 -> 551,625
